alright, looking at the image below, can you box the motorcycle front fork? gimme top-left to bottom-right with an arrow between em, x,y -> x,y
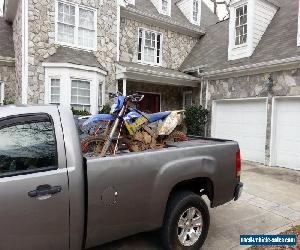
100,105 -> 127,157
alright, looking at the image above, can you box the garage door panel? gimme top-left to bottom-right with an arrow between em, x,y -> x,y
272,99 -> 300,170
213,99 -> 267,163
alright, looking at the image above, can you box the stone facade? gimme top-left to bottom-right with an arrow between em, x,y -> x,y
205,68 -> 300,162
120,17 -> 198,70
27,0 -> 118,104
12,0 -> 22,103
0,64 -> 17,102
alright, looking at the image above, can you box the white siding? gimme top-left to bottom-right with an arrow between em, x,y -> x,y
150,0 -> 160,12
253,0 -> 277,49
177,0 -> 192,22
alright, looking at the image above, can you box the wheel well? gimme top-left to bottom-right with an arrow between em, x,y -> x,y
169,178 -> 214,204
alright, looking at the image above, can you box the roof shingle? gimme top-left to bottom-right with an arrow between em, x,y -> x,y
45,46 -> 106,71
0,17 -> 14,59
181,0 -> 300,72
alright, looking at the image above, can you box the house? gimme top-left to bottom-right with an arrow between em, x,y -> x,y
181,0 -> 300,170
0,0 -> 300,170
0,0 -> 217,114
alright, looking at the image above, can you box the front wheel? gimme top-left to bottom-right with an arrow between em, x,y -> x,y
160,191 -> 210,250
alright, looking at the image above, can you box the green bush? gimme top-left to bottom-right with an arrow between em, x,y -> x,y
99,104 -> 111,114
71,107 -> 91,116
3,99 -> 15,105
184,105 -> 209,136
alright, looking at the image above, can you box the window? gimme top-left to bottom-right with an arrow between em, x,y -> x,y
162,0 -> 169,14
193,0 -> 199,22
71,80 -> 91,111
0,114 -> 58,177
235,5 -> 247,45
50,79 -> 60,104
138,28 -> 162,65
183,91 -> 193,109
0,82 -> 4,105
57,1 -> 96,50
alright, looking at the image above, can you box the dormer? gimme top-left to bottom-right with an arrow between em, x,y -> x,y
151,0 -> 172,16
228,0 -> 278,61
177,0 -> 201,25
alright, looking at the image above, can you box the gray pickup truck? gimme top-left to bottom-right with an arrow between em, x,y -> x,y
0,105 -> 243,250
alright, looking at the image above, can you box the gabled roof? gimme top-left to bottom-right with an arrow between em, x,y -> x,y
0,17 -> 14,63
44,46 -> 106,71
181,0 -> 300,74
122,0 -> 218,36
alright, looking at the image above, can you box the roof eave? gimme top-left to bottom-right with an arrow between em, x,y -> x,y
198,56 -> 300,80
121,6 -> 205,38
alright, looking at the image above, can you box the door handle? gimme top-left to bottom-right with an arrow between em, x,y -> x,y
28,184 -> 62,198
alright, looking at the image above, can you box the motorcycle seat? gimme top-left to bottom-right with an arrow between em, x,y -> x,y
146,111 -> 171,123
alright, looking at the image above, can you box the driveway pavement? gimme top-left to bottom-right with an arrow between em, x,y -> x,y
92,162 -> 300,250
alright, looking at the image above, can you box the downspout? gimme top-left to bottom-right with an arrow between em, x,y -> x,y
116,1 -> 121,62
21,0 -> 28,104
198,68 -> 203,106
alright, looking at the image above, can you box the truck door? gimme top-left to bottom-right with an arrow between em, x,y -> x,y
0,112 -> 70,250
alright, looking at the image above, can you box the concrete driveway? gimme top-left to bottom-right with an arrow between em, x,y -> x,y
92,162 -> 300,250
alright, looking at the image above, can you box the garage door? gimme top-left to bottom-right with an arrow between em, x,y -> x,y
271,98 -> 300,170
212,99 -> 267,163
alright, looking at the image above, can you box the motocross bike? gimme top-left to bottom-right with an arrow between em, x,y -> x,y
81,92 -> 187,156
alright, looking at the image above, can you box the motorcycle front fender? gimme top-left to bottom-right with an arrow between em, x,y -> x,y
82,114 -> 116,127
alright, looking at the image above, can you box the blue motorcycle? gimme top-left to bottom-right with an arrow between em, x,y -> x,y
81,92 -> 187,156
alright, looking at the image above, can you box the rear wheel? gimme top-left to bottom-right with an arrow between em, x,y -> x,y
160,191 -> 210,250
81,135 -> 116,156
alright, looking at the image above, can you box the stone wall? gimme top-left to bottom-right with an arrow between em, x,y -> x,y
0,64 -> 17,102
27,0 -> 118,104
120,17 -> 198,70
12,0 -> 22,103
205,68 -> 300,162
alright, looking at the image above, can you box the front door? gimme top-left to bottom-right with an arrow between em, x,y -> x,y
138,92 -> 160,113
0,112 -> 70,250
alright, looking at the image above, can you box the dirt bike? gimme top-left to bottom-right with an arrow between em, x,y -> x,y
81,92 -> 187,156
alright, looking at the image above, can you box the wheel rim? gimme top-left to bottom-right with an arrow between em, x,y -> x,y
177,207 -> 203,247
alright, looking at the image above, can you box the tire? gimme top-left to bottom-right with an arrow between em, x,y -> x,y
160,191 -> 210,250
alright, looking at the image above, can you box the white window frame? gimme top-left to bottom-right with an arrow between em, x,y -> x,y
71,78 -> 91,112
191,0 -> 200,25
183,91 -> 193,109
137,27 -> 163,66
234,4 -> 248,46
49,78 -> 61,104
161,0 -> 171,16
55,0 -> 97,51
0,81 -> 4,105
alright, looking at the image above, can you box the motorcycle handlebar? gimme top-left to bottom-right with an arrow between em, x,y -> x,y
108,92 -> 144,103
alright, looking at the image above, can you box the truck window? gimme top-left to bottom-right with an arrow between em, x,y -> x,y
0,114 -> 58,178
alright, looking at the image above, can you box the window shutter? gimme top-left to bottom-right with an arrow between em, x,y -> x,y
156,34 -> 161,64
138,29 -> 143,61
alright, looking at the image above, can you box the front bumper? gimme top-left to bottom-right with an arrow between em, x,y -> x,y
234,182 -> 244,201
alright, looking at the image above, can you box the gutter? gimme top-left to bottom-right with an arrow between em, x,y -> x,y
184,56 -> 300,79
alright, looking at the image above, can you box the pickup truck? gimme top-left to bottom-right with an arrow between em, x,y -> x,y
0,105 -> 243,250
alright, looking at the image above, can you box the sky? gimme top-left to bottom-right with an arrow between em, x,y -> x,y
202,0 -> 229,20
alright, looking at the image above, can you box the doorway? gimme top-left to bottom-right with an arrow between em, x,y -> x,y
138,92 -> 161,113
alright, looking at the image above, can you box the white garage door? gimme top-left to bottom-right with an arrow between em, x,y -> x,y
271,98 -> 300,170
212,99 -> 267,163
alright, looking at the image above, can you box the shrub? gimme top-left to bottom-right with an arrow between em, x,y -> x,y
71,107 -> 91,116
3,99 -> 15,105
184,105 -> 209,136
99,104 -> 111,114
